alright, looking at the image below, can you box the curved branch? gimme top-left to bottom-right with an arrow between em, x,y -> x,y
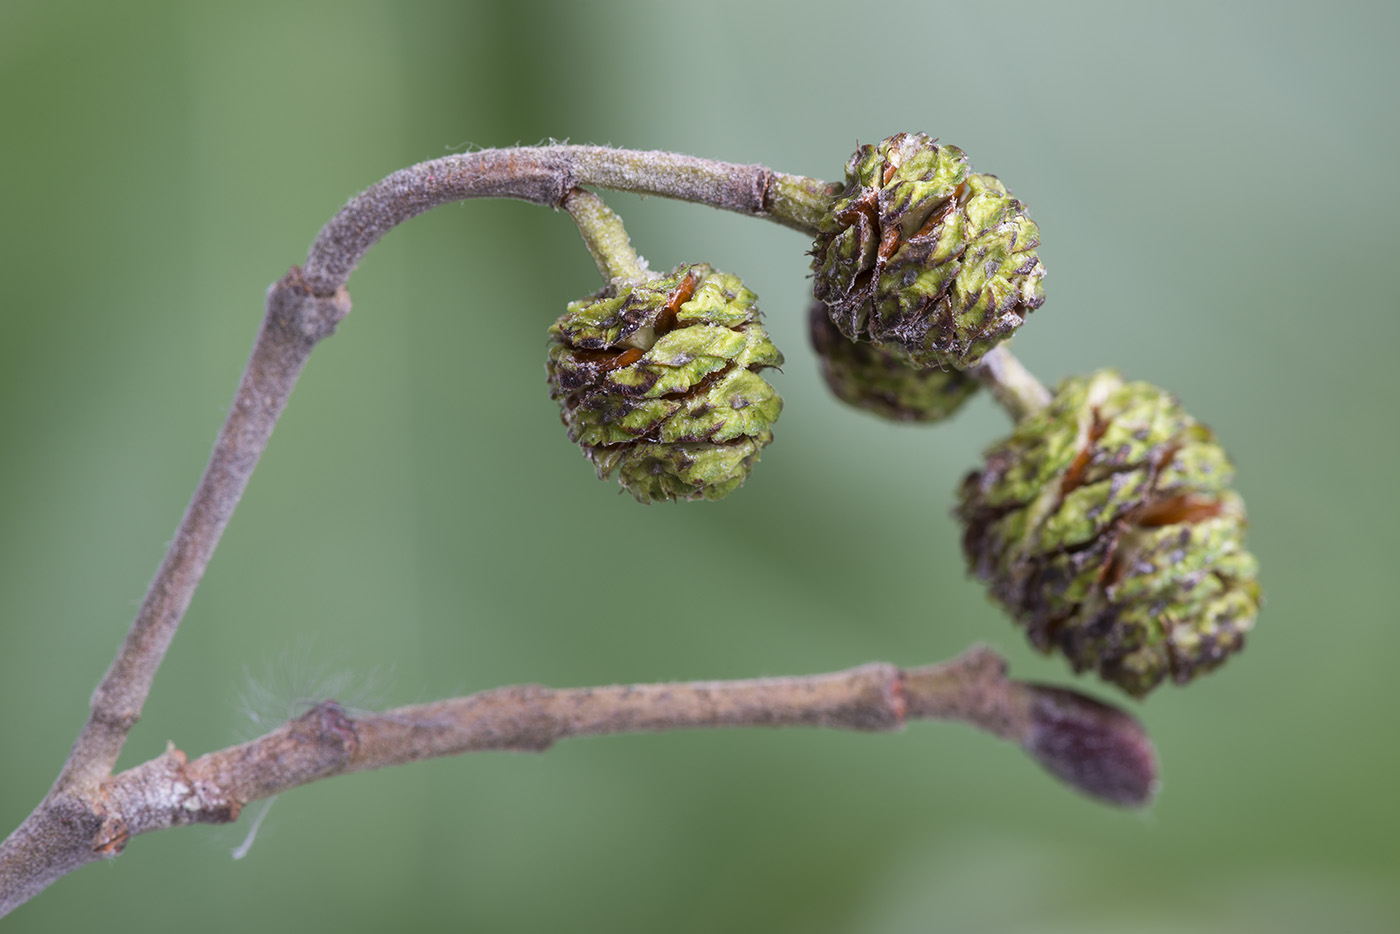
0,647 -> 1156,916
301,145 -> 835,294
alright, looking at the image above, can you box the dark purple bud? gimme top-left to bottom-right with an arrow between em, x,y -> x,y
1022,685 -> 1158,807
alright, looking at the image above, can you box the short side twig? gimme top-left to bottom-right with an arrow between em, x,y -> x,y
971,345 -> 1053,422
562,187 -> 653,286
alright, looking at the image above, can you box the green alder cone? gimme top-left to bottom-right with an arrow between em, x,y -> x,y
957,371 -> 1260,697
547,264 -> 783,503
808,301 -> 978,422
812,133 -> 1046,369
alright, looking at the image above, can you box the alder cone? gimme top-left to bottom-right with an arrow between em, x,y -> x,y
957,371 -> 1260,697
812,132 -> 1045,369
808,301 -> 977,422
547,265 -> 783,503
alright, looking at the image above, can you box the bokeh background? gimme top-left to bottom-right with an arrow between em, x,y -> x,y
2,1 -> 1396,930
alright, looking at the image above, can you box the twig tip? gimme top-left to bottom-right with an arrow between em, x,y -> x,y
1022,685 -> 1159,807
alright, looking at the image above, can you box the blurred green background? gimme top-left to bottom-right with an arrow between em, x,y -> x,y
2,0 -> 1396,930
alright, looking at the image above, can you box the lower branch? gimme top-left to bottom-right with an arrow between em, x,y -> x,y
0,647 -> 1155,917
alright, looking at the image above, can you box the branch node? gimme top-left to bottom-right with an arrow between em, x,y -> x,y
92,818 -> 128,857
92,708 -> 140,732
267,267 -> 353,343
753,165 -> 775,217
888,669 -> 909,727
96,742 -> 242,855
273,700 -> 361,774
303,700 -> 361,759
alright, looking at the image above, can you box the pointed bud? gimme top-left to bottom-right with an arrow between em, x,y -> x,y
1023,684 -> 1158,807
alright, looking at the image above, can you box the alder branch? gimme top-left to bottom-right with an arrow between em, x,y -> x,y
0,647 -> 1156,916
2,143 -> 1146,918
57,274 -> 353,794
